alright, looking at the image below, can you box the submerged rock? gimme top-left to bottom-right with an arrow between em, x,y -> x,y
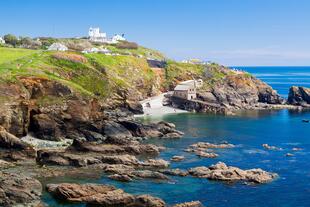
185,142 -> 233,158
109,174 -> 133,182
159,168 -> 189,177
0,172 -> 42,206
262,144 -> 282,151
171,155 -> 185,162
189,162 -> 278,183
173,201 -> 204,207
47,183 -> 165,206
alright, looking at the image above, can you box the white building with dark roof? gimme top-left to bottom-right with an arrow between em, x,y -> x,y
89,27 -> 107,42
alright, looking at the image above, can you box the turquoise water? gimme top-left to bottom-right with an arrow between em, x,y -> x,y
43,67 -> 310,206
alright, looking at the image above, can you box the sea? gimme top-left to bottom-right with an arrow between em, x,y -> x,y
43,67 -> 310,207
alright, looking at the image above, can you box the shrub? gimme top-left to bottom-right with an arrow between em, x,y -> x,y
115,41 -> 138,49
52,53 -> 88,63
63,40 -> 92,51
20,37 -> 42,49
3,34 -> 18,47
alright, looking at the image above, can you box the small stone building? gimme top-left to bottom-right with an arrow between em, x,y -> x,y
173,79 -> 203,100
48,43 -> 68,51
173,80 -> 197,100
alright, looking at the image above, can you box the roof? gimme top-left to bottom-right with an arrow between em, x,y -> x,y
174,84 -> 193,91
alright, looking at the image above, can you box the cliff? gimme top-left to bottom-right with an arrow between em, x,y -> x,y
166,63 -> 284,113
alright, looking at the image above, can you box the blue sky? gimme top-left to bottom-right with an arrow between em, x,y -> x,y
1,0 -> 310,66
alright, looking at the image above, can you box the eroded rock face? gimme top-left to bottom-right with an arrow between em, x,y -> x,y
0,172 -> 42,206
47,183 -> 165,207
189,162 -> 278,183
287,86 -> 310,106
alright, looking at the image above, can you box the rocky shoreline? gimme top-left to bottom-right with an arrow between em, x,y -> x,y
0,67 -> 309,206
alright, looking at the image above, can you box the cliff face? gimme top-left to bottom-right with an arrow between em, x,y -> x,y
0,48 -> 172,140
287,86 -> 310,106
169,64 -> 284,113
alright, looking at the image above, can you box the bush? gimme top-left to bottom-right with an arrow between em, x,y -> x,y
63,40 -> 92,51
52,52 -> 88,63
20,37 -> 42,49
3,34 -> 18,47
115,41 -> 138,49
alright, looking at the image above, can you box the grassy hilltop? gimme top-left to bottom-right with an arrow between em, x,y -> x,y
0,40 -> 209,106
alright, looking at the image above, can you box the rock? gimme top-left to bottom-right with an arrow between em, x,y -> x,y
46,183 -> 116,202
47,183 -> 165,206
120,120 -> 183,139
36,150 -> 101,167
0,172 -> 42,206
185,142 -> 233,158
159,169 -> 189,177
103,121 -> 133,140
142,159 -> 169,168
72,139 -> 126,154
126,100 -> 143,114
189,162 -> 278,183
262,144 -> 282,151
196,151 -> 218,158
134,195 -> 166,207
81,129 -> 107,142
171,155 -> 185,162
109,174 -> 133,182
99,164 -> 135,174
132,170 -> 169,180
189,142 -> 234,149
0,159 -> 14,168
100,154 -> 140,165
292,147 -> 303,151
286,153 -> 294,157
0,126 -> 31,149
287,86 -> 310,106
30,113 -> 62,141
173,201 -> 204,207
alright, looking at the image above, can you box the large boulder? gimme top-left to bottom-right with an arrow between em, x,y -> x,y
189,162 -> 278,183
0,172 -> 42,206
287,86 -> 310,106
47,183 -> 165,207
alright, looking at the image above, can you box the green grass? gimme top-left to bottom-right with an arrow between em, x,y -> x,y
164,60 -> 205,90
0,47 -> 39,64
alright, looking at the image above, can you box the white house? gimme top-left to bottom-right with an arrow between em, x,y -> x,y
88,27 -> 126,44
173,79 -> 203,100
48,43 -> 68,51
0,37 -> 5,44
112,34 -> 126,42
89,27 -> 107,43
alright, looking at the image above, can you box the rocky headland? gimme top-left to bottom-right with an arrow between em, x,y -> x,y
0,42 -> 305,206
